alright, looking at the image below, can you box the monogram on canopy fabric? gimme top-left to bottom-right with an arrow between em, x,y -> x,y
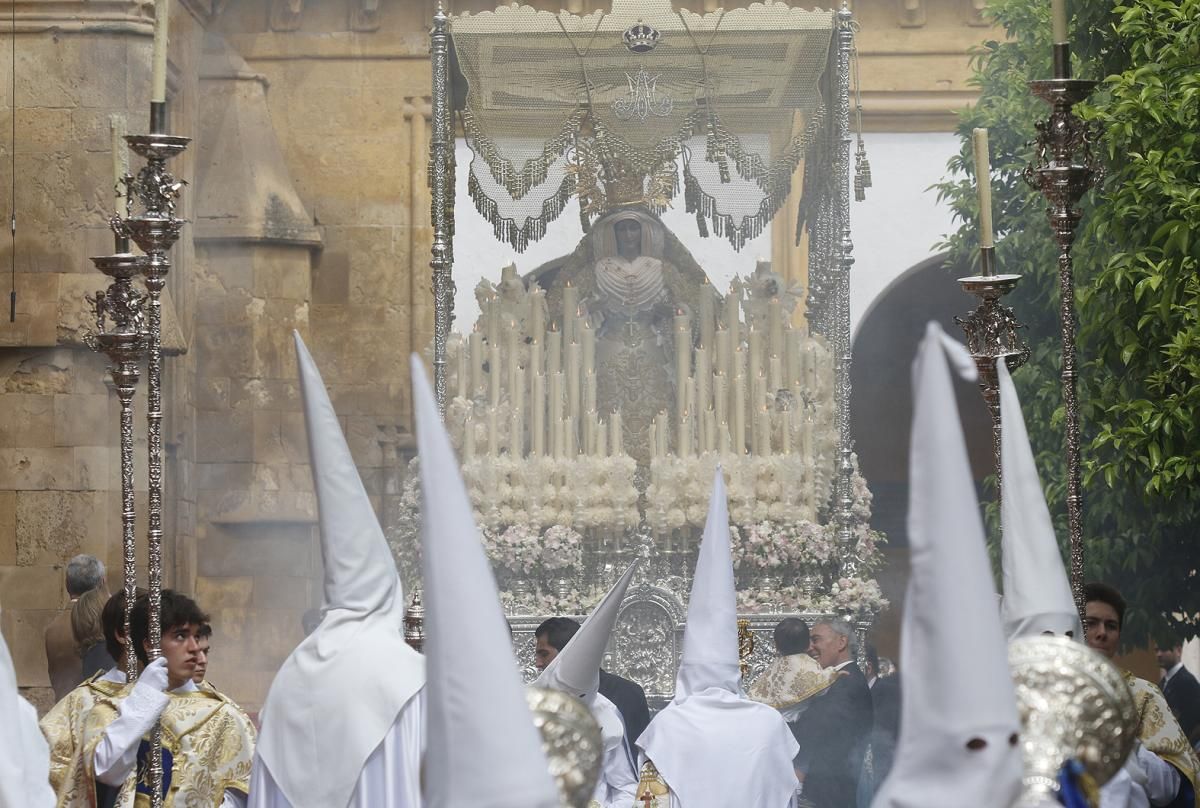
451,0 -> 836,251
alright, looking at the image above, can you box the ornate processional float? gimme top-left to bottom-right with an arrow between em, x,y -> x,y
392,0 -> 885,703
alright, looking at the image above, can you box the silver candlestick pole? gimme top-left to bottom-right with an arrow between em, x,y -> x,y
85,203 -> 147,680
956,246 -> 1030,508
429,1 -> 456,416
1024,42 -> 1102,615
120,100 -> 189,808
832,3 -> 860,580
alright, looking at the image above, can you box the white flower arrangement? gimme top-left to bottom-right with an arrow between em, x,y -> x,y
541,525 -> 584,572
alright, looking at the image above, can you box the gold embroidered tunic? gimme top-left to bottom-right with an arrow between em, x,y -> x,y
40,670 -> 128,808
1125,671 -> 1200,806
82,683 -> 256,808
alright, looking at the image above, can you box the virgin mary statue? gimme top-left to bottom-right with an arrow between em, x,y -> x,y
533,207 -> 718,465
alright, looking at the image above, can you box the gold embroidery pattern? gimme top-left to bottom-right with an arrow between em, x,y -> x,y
1124,672 -> 1200,802
82,685 -> 256,808
40,673 -> 126,808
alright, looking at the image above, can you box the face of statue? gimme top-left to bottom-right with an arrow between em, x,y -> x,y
615,219 -> 642,260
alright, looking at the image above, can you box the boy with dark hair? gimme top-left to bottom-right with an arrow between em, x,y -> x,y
41,589 -> 139,807
84,590 -> 256,807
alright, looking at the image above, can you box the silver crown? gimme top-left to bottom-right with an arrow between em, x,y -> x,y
623,20 -> 661,53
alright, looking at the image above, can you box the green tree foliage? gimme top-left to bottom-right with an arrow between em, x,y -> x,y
933,0 -> 1200,646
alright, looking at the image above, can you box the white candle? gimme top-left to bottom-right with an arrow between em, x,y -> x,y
768,297 -> 784,360
547,325 -> 561,376
510,409 -> 523,457
488,342 -> 502,406
596,416 -> 607,457
562,283 -> 578,343
786,329 -> 802,388
973,128 -> 995,250
566,415 -> 577,455
675,310 -> 691,418
769,354 -> 783,393
532,373 -> 545,456
1052,0 -> 1068,43
678,410 -> 691,457
715,328 -> 731,382
695,345 -> 710,414
550,371 -> 563,422
699,280 -> 716,352
151,0 -> 169,104
110,115 -> 127,200
781,409 -> 792,454
487,408 -> 499,456
463,416 -> 476,460
719,421 -> 731,455
611,410 -> 622,455
656,411 -> 669,458
584,370 -> 597,414
552,417 -> 562,459
649,420 -> 658,461
748,327 -> 763,392
759,407 -> 772,457
704,408 -> 717,454
530,286 -> 545,342
470,328 -> 484,393
714,372 -> 727,427
733,371 -> 746,454
487,294 -> 500,346
582,321 -> 595,378
725,282 -> 740,351
566,342 -> 581,418
529,338 -> 543,380
505,321 -> 519,397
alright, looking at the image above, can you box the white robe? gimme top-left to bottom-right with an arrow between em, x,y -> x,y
1099,746 -> 1182,808
248,689 -> 424,808
591,693 -> 638,808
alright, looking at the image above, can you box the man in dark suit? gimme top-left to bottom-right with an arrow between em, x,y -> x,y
860,646 -> 901,805
534,616 -> 652,744
793,620 -> 874,808
1157,642 -> 1200,748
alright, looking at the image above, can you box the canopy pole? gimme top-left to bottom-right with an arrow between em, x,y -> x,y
430,1 -> 455,416
831,2 -> 867,663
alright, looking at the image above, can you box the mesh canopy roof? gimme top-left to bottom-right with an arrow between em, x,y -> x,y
451,1 -> 836,251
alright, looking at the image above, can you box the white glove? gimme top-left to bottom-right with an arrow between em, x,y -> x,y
135,656 -> 170,694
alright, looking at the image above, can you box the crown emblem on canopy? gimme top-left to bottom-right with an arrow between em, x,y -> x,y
623,20 -> 661,53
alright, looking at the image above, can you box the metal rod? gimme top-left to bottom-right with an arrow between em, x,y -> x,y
429,2 -> 455,416
832,3 -> 859,578
1025,78 -> 1101,619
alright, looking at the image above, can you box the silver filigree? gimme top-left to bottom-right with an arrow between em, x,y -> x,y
613,68 -> 674,123
525,687 -> 604,808
1008,635 -> 1137,805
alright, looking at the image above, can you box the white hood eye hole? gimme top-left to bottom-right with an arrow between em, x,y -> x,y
966,737 -> 988,751
1008,733 -> 1019,747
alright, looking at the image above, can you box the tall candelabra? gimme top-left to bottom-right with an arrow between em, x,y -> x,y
108,100 -> 189,808
85,210 -> 147,680
1024,44 -> 1102,615
956,247 -> 1030,506
429,0 -> 456,415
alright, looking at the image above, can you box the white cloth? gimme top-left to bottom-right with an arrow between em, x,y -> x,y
871,324 -> 1023,808
997,358 -> 1084,640
249,689 -> 424,808
257,334 -> 425,808
411,355 -> 560,808
0,619 -> 55,808
534,563 -> 639,807
638,469 -> 800,808
591,693 -> 639,808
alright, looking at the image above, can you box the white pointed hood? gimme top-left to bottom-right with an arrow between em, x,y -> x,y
998,359 -> 1082,640
0,615 -> 55,808
537,560 -> 638,703
411,355 -> 560,808
257,333 -> 424,808
677,467 -> 740,698
871,322 -> 1022,808
637,468 -> 799,808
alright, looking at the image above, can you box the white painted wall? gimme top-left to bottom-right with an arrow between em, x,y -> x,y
451,133 -> 963,336
848,131 -> 962,336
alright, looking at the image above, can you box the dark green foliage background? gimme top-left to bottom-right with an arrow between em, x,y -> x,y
932,0 -> 1200,647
